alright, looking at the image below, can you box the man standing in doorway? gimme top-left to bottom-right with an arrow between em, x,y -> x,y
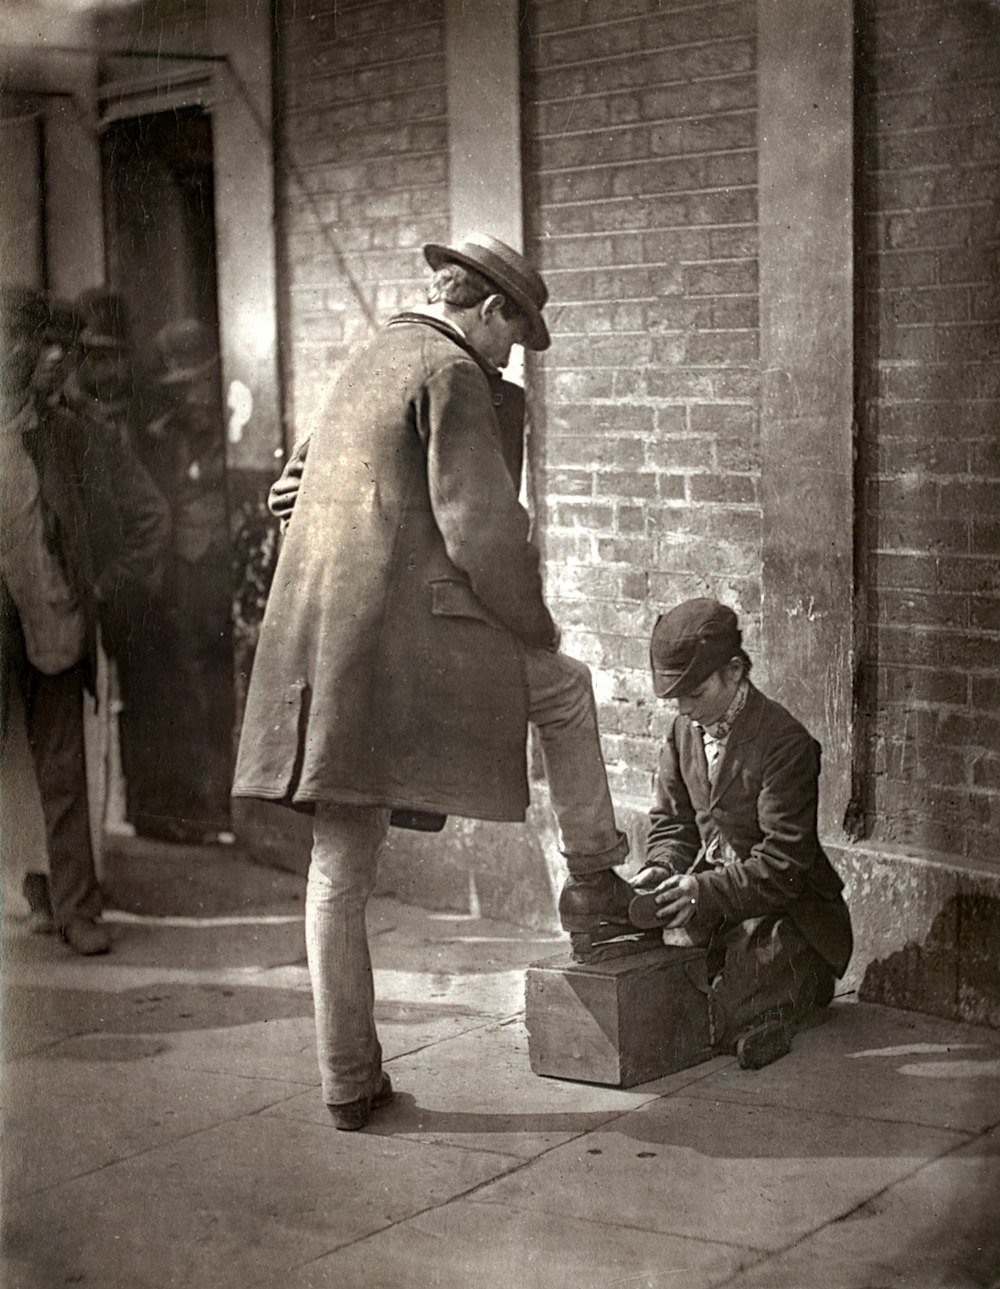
0,286 -> 169,954
234,234 -> 642,1129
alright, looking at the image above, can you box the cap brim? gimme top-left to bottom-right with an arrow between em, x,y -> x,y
652,655 -> 717,700
423,242 -> 550,351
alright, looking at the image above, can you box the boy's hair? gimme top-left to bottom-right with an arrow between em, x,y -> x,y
701,650 -> 752,689
428,263 -> 526,325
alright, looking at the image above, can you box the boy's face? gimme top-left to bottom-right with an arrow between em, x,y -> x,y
672,659 -> 743,726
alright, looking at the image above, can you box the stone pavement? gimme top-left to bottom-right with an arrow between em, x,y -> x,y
2,845 -> 999,1289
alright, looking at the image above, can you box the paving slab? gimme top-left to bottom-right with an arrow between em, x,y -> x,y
4,867 -> 998,1289
1,1112 -> 519,1289
2,1051 -> 304,1197
687,999 -> 1000,1135
2,967 -> 313,1064
283,1198 -> 755,1289
473,1094 -> 966,1253
40,1013 -> 320,1086
267,1017 -> 733,1159
722,1124 -> 1000,1289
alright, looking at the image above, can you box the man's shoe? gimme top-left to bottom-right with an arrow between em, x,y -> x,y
736,1021 -> 792,1070
558,869 -> 633,929
327,1071 -> 394,1132
63,918 -> 112,956
558,870 -> 659,962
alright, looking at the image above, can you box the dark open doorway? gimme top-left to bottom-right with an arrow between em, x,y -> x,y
102,107 -> 220,365
101,106 -> 236,845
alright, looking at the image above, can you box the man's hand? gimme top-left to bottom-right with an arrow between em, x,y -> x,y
631,869 -> 699,928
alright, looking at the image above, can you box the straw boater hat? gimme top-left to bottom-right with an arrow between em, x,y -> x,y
422,232 -> 551,352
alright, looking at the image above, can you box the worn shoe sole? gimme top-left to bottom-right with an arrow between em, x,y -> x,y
627,891 -> 663,930
328,1072 -> 394,1132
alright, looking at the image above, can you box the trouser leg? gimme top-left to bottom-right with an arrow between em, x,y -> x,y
709,914 -> 832,1048
22,663 -> 102,930
306,802 -> 389,1105
524,648 -> 627,871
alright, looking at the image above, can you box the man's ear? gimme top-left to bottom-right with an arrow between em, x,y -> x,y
481,293 -> 506,322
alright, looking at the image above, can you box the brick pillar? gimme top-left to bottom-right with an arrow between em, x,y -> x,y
445,0 -> 523,248
758,0 -> 855,838
445,0 -> 525,387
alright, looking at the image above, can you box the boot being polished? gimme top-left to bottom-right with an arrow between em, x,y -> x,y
558,869 -> 661,962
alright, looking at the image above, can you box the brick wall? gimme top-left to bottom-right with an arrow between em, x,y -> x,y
522,0 -> 760,808
858,0 -> 1000,861
277,0 -> 450,439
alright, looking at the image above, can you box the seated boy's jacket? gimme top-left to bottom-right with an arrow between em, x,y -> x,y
646,682 -> 852,977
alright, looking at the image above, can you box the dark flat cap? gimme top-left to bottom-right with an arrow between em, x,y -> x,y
650,598 -> 742,699
74,287 -> 129,350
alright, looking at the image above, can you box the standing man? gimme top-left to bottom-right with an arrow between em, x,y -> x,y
234,234 -> 638,1129
122,318 -> 234,843
0,286 -> 170,955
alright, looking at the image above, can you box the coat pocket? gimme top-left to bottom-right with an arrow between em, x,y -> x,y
428,578 -> 503,630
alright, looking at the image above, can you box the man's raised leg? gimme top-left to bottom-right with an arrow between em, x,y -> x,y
524,649 -> 640,959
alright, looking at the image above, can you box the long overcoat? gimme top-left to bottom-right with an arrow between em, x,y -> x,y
645,683 -> 853,976
232,315 -> 556,822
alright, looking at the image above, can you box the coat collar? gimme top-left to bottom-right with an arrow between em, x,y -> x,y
388,311 -> 501,380
709,682 -> 766,803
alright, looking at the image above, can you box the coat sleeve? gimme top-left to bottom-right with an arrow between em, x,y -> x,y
420,359 -> 557,650
695,726 -> 824,927
645,717 -> 702,873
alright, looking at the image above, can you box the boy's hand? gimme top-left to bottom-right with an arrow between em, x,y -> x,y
653,873 -> 699,927
631,864 -> 673,892
629,869 -> 699,927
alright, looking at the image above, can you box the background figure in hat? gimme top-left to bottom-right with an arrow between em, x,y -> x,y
629,598 -> 854,1069
0,285 -> 169,955
121,317 -> 234,843
69,288 -> 141,446
234,232 -> 636,1131
31,297 -> 80,412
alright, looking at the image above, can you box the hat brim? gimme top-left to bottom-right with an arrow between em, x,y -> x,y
652,654 -> 722,700
160,355 -> 219,386
423,242 -> 550,352
80,332 -> 127,351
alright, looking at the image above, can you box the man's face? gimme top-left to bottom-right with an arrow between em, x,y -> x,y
673,661 -> 742,726
78,347 -> 131,401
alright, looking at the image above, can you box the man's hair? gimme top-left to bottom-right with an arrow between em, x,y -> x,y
427,263 -> 525,324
